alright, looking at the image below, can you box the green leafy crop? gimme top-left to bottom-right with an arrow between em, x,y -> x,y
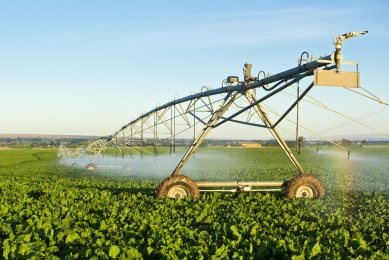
0,147 -> 389,259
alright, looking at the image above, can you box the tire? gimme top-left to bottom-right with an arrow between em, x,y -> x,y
85,163 -> 97,170
156,174 -> 200,199
285,174 -> 325,198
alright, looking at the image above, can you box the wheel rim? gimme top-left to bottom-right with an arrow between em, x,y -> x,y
86,165 -> 95,170
167,185 -> 188,199
296,185 -> 314,198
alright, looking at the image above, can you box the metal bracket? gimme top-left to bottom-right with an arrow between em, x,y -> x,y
317,52 -> 358,66
314,70 -> 360,88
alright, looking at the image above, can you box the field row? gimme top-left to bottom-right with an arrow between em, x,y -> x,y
0,147 -> 389,259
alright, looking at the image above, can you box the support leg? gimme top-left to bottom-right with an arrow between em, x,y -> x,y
245,90 -> 305,175
171,91 -> 240,176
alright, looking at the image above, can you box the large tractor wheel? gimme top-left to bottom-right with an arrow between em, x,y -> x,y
285,174 -> 325,198
156,174 -> 200,199
85,163 -> 97,170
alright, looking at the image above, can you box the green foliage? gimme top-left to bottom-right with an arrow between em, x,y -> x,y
0,147 -> 389,258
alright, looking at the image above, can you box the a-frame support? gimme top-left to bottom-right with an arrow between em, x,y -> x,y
245,90 -> 305,175
170,87 -> 306,177
171,90 -> 242,176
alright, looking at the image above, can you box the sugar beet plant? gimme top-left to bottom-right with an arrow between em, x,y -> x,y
1,147 -> 389,259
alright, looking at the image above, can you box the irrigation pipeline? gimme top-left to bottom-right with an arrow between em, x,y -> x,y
105,54 -> 334,142
62,41 -> 388,162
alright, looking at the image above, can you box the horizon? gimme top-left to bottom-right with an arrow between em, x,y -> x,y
1,132 -> 388,142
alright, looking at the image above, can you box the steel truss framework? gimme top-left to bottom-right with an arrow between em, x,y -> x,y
70,55 -> 334,171
59,32 -> 378,198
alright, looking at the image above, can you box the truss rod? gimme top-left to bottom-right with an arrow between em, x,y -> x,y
123,102 -> 215,139
213,68 -> 316,128
246,90 -> 305,175
188,112 -> 206,125
260,103 -> 347,150
229,99 -> 341,148
273,81 -> 315,128
171,90 -> 241,176
283,87 -> 389,138
343,87 -> 389,107
220,117 -> 266,128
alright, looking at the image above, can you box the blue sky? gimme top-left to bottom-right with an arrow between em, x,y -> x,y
1,1 -> 388,140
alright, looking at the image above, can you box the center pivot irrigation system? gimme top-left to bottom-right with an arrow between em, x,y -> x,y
59,31 -> 387,199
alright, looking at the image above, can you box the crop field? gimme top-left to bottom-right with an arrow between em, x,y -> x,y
1,146 -> 389,259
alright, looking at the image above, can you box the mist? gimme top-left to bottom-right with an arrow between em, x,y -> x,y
316,147 -> 389,166
60,149 -> 238,180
